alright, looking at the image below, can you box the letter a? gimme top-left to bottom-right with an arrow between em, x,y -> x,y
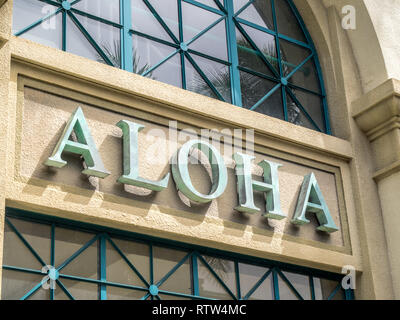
45,107 -> 110,178
291,173 -> 338,233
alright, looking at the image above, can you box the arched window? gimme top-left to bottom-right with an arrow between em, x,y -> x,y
13,0 -> 330,133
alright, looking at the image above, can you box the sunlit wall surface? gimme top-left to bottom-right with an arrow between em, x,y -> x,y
12,0 -> 330,133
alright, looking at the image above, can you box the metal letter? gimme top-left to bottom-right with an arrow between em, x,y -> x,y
171,140 -> 227,203
291,172 -> 339,233
117,120 -> 170,191
45,107 -> 110,178
233,153 -> 285,220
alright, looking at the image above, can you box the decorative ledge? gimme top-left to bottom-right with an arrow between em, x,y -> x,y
353,78 -> 400,174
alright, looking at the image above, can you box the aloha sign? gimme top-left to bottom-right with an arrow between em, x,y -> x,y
44,107 -> 339,234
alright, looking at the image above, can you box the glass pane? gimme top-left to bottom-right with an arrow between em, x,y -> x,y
188,19 -> 228,61
149,52 -> 182,88
186,58 -> 219,100
240,24 -> 278,74
253,86 -> 284,120
54,282 -> 72,300
233,0 -> 249,13
279,39 -> 312,77
153,246 -> 192,294
66,15 -> 107,64
20,11 -> 62,50
3,221 -> 43,270
1,270 -> 44,300
60,278 -> 99,300
239,263 -> 269,298
73,13 -> 121,67
314,278 -> 344,300
291,89 -> 325,131
27,287 -> 50,300
6,218 -> 51,264
107,286 -> 147,300
274,0 -> 306,42
198,259 -> 235,300
288,58 -> 321,93
106,239 -> 149,287
60,241 -> 98,279
131,0 -> 175,42
198,256 -> 235,299
286,92 -> 316,130
236,29 -> 276,78
148,0 -> 179,39
239,70 -> 279,109
187,54 -> 231,102
237,0 -> 273,30
12,0 -> 55,34
73,0 -> 120,23
248,277 -> 274,300
281,271 -> 311,300
182,1 -> 221,42
132,35 -> 178,79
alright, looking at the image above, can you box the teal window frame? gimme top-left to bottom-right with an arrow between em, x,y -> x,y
2,208 -> 354,300
13,0 -> 331,134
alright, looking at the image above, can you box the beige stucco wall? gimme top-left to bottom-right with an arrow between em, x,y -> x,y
0,0 -> 399,300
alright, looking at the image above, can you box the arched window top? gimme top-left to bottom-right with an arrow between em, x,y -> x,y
13,0 -> 330,133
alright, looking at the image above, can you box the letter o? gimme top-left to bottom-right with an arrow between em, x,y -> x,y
171,140 -> 228,203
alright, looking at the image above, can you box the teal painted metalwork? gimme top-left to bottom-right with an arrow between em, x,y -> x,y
2,208 -> 353,300
13,0 -> 331,133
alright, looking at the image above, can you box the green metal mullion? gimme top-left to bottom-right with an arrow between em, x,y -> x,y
327,283 -> 341,300
250,83 -> 281,111
235,21 -> 280,79
233,0 -> 254,18
106,235 -> 150,287
15,8 -> 63,36
156,251 -> 193,288
285,53 -> 314,81
345,289 -> 355,300
5,218 -> 47,267
272,268 -> 280,300
3,265 -> 45,276
278,33 -> 310,49
186,15 -> 225,46
21,281 -> 45,300
70,0 -> 83,5
197,255 -> 237,300
281,86 -> 288,121
121,0 -> 133,72
185,52 -> 225,101
67,11 -> 114,66
177,0 -> 187,89
142,49 -> 180,77
182,0 -> 224,16
225,0 -> 242,106
235,262 -> 241,300
71,9 -> 122,28
130,30 -> 179,49
213,0 -> 227,14
309,276 -> 315,300
56,279 -> 75,300
150,244 -> 154,285
56,234 -> 100,272
62,10 -> 67,51
192,252 -> 199,296
158,290 -> 213,300
286,87 -> 322,132
235,17 -> 276,37
50,224 -> 55,300
276,269 -> 304,300
58,273 -> 149,292
238,65 -> 279,82
99,235 -> 107,300
287,82 -> 324,97
243,269 -> 272,300
187,49 -> 230,66
143,0 -> 179,44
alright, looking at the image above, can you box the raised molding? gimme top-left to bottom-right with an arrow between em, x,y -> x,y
353,78 -> 400,175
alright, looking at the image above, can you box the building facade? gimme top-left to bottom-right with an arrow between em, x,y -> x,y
0,0 -> 399,300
